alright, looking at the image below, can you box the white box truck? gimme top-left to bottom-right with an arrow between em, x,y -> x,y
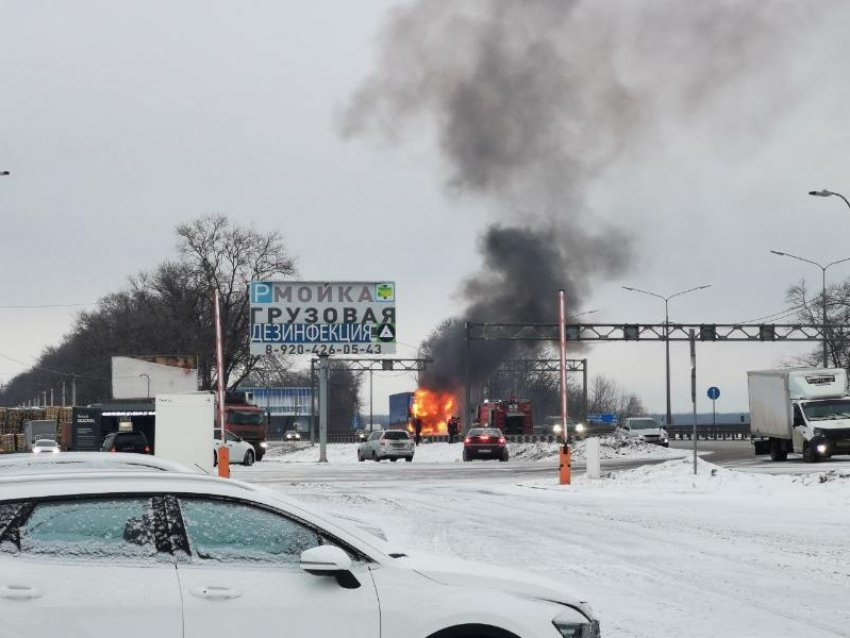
749,368 -> 850,462
23,420 -> 58,451
154,393 -> 215,473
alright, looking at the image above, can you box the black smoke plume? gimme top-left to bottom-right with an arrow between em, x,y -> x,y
341,0 -> 831,394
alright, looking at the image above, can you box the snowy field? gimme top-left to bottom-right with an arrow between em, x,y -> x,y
266,435 -> 681,464
235,454 -> 850,638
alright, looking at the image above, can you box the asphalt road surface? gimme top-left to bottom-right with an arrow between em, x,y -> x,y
241,439 -> 850,485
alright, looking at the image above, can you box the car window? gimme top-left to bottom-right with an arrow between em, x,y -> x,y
467,429 -> 485,436
225,432 -> 238,443
368,432 -> 380,441
14,498 -> 158,559
382,431 -> 409,440
179,498 -> 321,564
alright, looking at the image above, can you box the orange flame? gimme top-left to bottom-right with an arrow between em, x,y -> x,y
412,388 -> 457,436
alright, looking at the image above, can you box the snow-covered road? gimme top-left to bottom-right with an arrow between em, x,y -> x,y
235,454 -> 850,638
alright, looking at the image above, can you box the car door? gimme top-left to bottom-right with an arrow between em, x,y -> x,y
173,495 -> 380,638
0,496 -> 182,638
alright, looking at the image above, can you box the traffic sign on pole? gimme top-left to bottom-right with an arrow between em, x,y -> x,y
707,386 -> 720,400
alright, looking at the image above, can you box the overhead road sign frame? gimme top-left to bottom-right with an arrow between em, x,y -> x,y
467,323 -> 848,342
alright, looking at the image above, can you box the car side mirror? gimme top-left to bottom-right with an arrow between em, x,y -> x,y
300,545 -> 359,589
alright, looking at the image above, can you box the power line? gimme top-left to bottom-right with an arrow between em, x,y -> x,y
0,302 -> 96,309
0,352 -> 104,380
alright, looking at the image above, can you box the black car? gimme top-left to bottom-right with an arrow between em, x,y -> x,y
463,427 -> 509,462
101,431 -> 152,455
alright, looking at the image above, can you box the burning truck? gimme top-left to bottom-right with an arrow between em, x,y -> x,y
389,389 -> 457,437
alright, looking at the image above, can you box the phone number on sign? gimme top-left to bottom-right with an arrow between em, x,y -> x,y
264,344 -> 384,356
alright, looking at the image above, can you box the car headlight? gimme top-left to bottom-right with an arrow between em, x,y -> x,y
575,423 -> 585,433
32,448 -> 42,454
260,442 -> 269,449
553,608 -> 599,638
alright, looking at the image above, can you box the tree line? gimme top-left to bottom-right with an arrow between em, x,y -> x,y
0,215 -> 362,427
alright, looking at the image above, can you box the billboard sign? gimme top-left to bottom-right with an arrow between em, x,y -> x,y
71,407 -> 102,451
249,281 -> 396,355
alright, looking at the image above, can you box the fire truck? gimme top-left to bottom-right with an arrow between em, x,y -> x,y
476,399 -> 533,435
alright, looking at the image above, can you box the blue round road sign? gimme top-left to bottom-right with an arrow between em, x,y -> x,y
707,386 -> 720,400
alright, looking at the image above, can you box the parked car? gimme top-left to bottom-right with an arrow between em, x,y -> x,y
357,430 -> 414,462
101,431 -> 152,454
31,439 -> 60,454
618,417 -> 669,447
284,430 -> 302,441
0,471 -> 600,638
214,431 -> 257,466
463,427 -> 509,462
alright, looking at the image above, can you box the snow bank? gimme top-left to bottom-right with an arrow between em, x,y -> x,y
510,434 -> 679,461
264,435 -> 680,465
520,455 -> 850,500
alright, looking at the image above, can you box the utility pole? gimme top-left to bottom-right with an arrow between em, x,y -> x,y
62,382 -> 66,407
690,329 -> 697,475
369,369 -> 373,431
71,376 -> 77,406
318,355 -> 329,462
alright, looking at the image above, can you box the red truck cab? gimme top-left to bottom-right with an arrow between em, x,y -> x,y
216,400 -> 268,461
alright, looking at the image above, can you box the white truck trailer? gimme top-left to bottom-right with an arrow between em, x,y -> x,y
749,368 -> 850,462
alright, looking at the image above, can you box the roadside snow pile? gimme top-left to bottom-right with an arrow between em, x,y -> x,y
521,456 -> 850,499
263,435 -> 680,464
510,434 -> 680,462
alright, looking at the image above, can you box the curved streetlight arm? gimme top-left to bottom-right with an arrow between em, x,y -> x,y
666,284 -> 712,302
770,250 -> 824,271
826,255 -> 850,270
810,189 -> 850,212
621,286 -> 666,302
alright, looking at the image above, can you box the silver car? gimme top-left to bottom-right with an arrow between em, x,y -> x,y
357,430 -> 414,462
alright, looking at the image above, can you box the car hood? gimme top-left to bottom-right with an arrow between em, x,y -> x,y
811,419 -> 850,430
395,552 -> 590,614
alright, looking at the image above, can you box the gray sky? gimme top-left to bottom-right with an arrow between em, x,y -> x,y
2,1 -> 850,417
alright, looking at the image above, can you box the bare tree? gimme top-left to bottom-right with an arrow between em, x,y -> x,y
176,215 -> 297,388
786,279 -> 850,369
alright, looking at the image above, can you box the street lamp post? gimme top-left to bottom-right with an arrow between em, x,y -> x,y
621,285 -> 711,427
769,250 -> 850,368
809,189 -> 850,212
139,373 -> 151,399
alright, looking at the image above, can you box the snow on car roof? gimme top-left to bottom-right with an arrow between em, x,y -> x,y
0,452 -> 194,475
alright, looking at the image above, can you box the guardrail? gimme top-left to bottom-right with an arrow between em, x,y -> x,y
322,425 -> 752,444
665,424 -> 750,441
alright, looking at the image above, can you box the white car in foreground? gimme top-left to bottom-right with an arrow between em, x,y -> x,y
0,470 -> 599,638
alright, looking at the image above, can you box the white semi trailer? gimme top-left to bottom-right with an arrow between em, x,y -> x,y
749,368 -> 850,462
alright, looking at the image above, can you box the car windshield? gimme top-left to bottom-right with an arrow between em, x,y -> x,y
383,431 -> 409,440
229,411 -> 265,425
627,419 -> 659,430
33,440 -> 56,447
802,400 -> 850,421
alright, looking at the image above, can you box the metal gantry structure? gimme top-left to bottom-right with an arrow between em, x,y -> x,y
465,321 -> 850,430
492,358 -> 588,425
